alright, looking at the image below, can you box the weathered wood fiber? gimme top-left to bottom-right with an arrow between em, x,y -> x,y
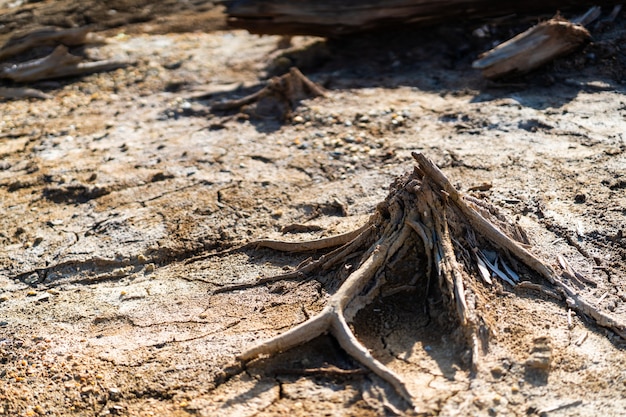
227,0 -> 620,36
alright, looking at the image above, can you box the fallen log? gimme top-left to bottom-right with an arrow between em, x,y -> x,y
226,0 -> 621,37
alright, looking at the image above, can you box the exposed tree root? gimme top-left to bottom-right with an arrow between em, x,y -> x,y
211,67 -> 325,120
219,152 -> 626,407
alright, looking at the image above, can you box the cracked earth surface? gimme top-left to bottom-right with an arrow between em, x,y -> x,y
1,1 -> 626,416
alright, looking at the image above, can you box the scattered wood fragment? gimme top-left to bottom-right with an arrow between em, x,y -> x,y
0,25 -> 129,98
472,17 -> 591,79
537,399 -> 583,416
557,254 -> 597,286
0,87 -> 52,100
0,26 -> 100,61
214,153 -> 626,406
517,282 -> 561,300
574,332 -> 588,346
468,182 -> 492,192
571,5 -> 602,25
0,45 -> 129,83
211,67 -> 325,120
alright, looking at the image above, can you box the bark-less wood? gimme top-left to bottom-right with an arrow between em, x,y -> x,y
0,45 -> 129,83
219,153 -> 626,407
211,67 -> 325,119
472,17 -> 591,79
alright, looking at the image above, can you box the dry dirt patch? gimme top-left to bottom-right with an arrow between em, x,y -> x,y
0,2 -> 625,416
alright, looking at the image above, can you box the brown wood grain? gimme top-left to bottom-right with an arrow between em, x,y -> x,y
227,0 -> 619,36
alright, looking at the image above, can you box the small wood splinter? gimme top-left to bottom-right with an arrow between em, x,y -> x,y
217,153 -> 626,407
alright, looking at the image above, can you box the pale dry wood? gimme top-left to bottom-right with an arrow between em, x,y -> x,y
472,18 -> 590,79
211,67 -> 325,117
211,225 -> 376,294
557,254 -> 597,286
0,45 -> 130,83
0,87 -> 51,100
0,26 -> 99,61
414,152 -> 626,339
218,152 -> 626,408
252,223 -> 370,252
239,231 -> 414,403
413,152 -> 558,284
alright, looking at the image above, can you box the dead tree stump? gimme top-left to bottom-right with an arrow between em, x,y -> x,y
217,152 -> 626,406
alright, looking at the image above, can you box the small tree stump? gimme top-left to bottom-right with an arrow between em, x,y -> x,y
217,153 -> 626,406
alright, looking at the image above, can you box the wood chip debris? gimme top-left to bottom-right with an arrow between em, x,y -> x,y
474,248 -> 519,286
574,332 -> 588,346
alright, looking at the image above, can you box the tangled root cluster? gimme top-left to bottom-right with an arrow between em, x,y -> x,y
218,152 -> 625,406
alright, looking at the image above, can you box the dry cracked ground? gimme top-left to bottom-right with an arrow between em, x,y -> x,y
0,1 -> 625,416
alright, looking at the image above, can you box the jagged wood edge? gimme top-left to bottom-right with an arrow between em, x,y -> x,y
211,67 -> 325,112
414,152 -> 626,340
225,154 -> 474,405
218,152 -> 625,407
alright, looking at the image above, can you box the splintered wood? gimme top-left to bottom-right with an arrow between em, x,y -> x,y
211,67 -> 325,120
218,153 -> 626,407
473,18 -> 590,79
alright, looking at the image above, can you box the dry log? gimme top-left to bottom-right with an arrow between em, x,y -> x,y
472,17 -> 591,79
211,67 -> 325,120
226,0 -> 621,37
0,45 -> 130,83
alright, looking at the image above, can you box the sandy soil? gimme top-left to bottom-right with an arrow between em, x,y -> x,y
0,2 -> 625,416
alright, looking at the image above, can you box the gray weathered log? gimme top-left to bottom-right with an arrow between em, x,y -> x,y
226,0 -> 621,36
